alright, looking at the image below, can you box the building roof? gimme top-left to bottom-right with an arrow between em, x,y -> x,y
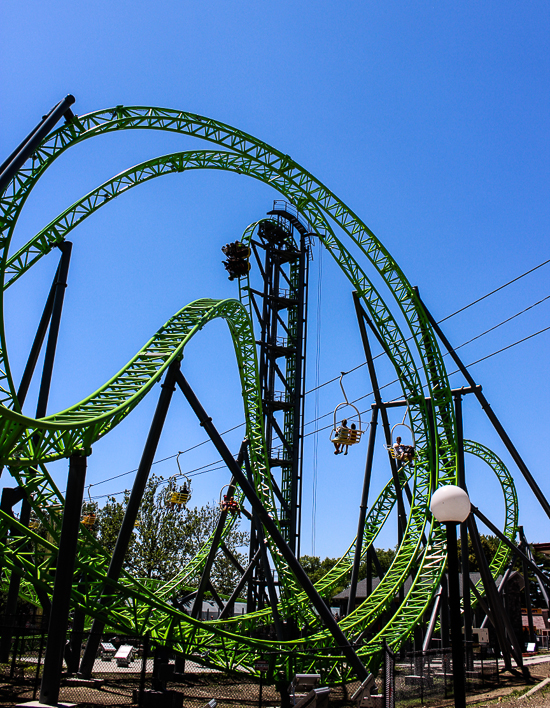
532,543 -> 550,557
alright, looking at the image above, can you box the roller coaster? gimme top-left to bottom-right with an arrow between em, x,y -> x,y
0,96 -> 548,700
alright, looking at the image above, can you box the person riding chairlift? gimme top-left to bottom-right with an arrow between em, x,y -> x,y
333,419 -> 349,455
342,423 -> 357,456
221,495 -> 241,517
392,436 -> 415,462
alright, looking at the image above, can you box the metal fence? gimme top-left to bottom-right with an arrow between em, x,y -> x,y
391,644 -> 505,706
0,618 -> 528,707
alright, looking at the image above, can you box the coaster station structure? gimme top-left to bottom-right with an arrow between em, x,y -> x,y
0,96 -> 549,703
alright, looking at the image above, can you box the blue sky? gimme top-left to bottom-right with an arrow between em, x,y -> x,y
1,0 -> 549,559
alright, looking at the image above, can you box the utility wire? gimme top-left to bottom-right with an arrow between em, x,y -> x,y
462,324 -> 550,368
88,263 -> 549,499
90,462 -> 228,501
438,258 -> 550,323
303,320 -> 550,439
303,293 -> 550,430
93,315 -> 550,499
304,257 -> 550,396
91,422 -> 244,489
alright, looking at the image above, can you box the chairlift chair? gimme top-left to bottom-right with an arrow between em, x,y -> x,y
329,373 -> 365,449
169,452 -> 192,507
385,406 -> 416,463
219,484 -> 241,516
81,485 -> 97,527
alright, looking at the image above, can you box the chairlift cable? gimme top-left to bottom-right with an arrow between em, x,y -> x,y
90,292 -> 549,495
438,258 -> 550,323
88,312 -> 550,501
304,321 -> 550,439
305,277 -> 550,396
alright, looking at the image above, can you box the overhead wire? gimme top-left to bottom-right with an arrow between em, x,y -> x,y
91,422 -> 244,489
304,256 -> 550,396
90,461 -> 228,501
437,258 -> 550,324
93,314 -> 550,501
88,259 -> 549,500
302,291 -> 550,431
303,320 -> 550,439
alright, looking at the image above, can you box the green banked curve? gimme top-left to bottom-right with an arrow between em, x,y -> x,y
0,106 -> 519,682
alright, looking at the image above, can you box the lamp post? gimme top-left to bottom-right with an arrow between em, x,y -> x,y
430,485 -> 471,708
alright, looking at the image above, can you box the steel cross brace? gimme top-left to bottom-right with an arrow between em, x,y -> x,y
175,370 -> 369,682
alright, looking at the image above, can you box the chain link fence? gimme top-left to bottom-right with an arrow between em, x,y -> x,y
0,617 -> 531,707
391,644 -> 505,706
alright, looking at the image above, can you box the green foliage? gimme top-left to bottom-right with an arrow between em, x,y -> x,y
95,474 -> 248,594
299,547 -> 398,601
366,547 -> 397,576
299,555 -> 346,600
457,533 -> 500,572
299,556 -> 339,585
97,494 -> 131,558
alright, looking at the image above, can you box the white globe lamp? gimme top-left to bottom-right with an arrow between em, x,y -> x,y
430,485 -> 471,523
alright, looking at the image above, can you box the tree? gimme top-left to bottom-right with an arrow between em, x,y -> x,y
299,548 -> 398,602
457,533 -> 500,572
366,547 -> 397,576
299,556 -> 347,600
95,474 -> 249,595
299,556 -> 339,585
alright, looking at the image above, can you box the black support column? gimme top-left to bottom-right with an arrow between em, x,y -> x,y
36,241 -> 73,417
0,242 -> 73,662
455,394 -> 473,669
0,94 -> 76,194
352,292 -> 408,537
347,406 -> 378,615
445,521 -> 466,708
39,454 -> 87,706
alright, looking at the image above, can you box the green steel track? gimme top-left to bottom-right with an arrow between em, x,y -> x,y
0,106 -> 520,682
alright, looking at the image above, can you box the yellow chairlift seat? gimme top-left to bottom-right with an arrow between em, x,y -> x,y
170,489 -> 190,506
332,429 -> 350,442
81,484 -> 97,526
387,446 -> 415,461
171,452 -> 192,507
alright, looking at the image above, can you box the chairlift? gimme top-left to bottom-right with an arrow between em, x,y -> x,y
169,452 -> 192,507
219,484 -> 241,516
385,407 -> 416,463
81,484 -> 97,527
330,373 -> 365,452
